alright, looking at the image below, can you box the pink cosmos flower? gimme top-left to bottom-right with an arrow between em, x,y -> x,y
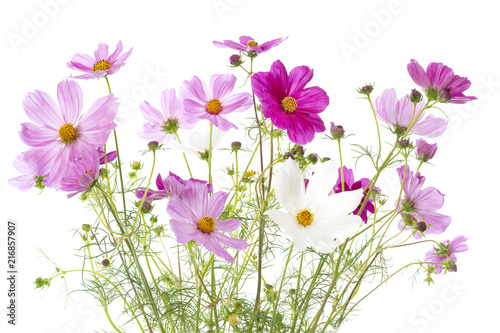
397,165 -> 451,238
19,79 -> 119,189
251,60 -> 328,145
425,235 -> 468,274
138,89 -> 196,144
375,88 -> 447,138
213,36 -> 287,54
135,173 -> 213,201
167,179 -> 249,264
98,147 -> 117,165
61,151 -> 100,198
8,150 -> 46,191
67,41 -> 133,79
415,138 -> 438,162
180,74 -> 252,131
333,166 -> 377,223
407,59 -> 476,104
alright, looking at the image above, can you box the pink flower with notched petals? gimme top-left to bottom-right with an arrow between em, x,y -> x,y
397,165 -> 451,238
67,41 -> 133,79
425,236 -> 468,274
61,150 -> 100,198
167,179 -> 249,264
213,35 -> 287,54
8,150 -> 47,191
135,172 -> 213,201
251,60 -> 328,145
415,138 -> 438,162
19,79 -> 119,189
407,59 -> 476,104
180,74 -> 252,131
375,88 -> 447,138
138,89 -> 196,144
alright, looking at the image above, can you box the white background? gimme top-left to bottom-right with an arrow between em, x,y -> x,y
1,0 -> 499,332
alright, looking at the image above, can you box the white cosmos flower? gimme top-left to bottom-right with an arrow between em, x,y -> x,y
171,125 -> 224,156
268,158 -> 364,253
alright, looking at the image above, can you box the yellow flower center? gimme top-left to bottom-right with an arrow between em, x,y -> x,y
198,216 -> 216,233
281,97 -> 297,113
296,209 -> 314,227
246,40 -> 259,47
243,171 -> 257,178
93,59 -> 112,72
59,123 -> 77,143
207,99 -> 222,114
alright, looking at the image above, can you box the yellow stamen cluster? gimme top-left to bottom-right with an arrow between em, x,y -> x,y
93,59 -> 111,72
59,123 -> 77,143
207,99 -> 222,114
243,171 -> 257,178
281,97 -> 297,113
78,169 -> 95,183
296,209 -> 314,227
246,40 -> 259,47
198,216 -> 216,233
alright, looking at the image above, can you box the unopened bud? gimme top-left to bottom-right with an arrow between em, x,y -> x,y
409,89 -> 423,103
148,141 -> 159,150
285,152 -> 295,160
398,139 -> 410,148
131,161 -> 143,170
102,259 -> 110,267
231,141 -> 242,152
82,224 -> 91,232
357,83 -> 374,96
307,153 -> 319,164
140,201 -> 153,214
229,54 -> 241,66
417,221 -> 427,232
330,122 -> 345,139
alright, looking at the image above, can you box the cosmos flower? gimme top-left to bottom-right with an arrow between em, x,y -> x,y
19,79 -> 119,189
213,35 -> 287,54
267,159 -> 364,253
425,235 -> 468,274
60,150 -> 100,198
375,88 -> 447,138
8,150 -> 46,191
167,179 -> 249,264
397,165 -> 451,238
138,88 -> 196,144
407,59 -> 476,104
135,172 -> 213,201
67,41 -> 133,79
251,60 -> 328,145
415,139 -> 438,162
180,74 -> 252,131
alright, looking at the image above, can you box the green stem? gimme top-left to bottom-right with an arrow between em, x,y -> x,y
367,95 -> 382,166
175,132 -> 193,178
337,139 -> 345,192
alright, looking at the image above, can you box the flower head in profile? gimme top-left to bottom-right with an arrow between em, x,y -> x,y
67,41 -> 133,79
98,147 -> 117,165
425,236 -> 468,274
138,89 -> 196,144
267,159 -> 364,253
167,179 -> 249,264
251,60 -> 328,145
61,150 -> 100,198
375,88 -> 447,138
8,150 -> 46,191
180,74 -> 252,131
213,36 -> 287,55
19,79 -> 119,189
407,59 -> 476,104
415,138 -> 438,162
135,172 -> 212,201
333,166 -> 378,223
397,165 -> 451,238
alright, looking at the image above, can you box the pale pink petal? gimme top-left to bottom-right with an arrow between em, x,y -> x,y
57,80 -> 83,124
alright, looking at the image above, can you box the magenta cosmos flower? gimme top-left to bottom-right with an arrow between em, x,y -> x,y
213,36 -> 287,54
425,235 -> 468,274
397,165 -> 451,238
60,151 -> 100,198
415,138 -> 438,162
67,41 -> 133,79
333,166 -> 377,223
19,79 -> 119,189
167,179 -> 249,263
138,89 -> 196,144
375,88 -> 447,138
251,60 -> 328,145
135,172 -> 213,201
407,59 -> 476,104
180,74 -> 252,131
9,150 -> 47,191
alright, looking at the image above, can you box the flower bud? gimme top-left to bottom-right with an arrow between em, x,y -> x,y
322,157 -> 331,162
150,215 -> 158,223
357,83 -> 374,96
131,161 -> 143,171
140,201 -> 153,214
307,153 -> 319,164
148,141 -> 159,150
35,277 -> 45,288
416,139 -> 438,162
102,259 -> 110,267
82,224 -> 91,232
408,89 -> 423,103
330,122 -> 345,139
129,171 -> 137,179
228,313 -> 241,325
231,141 -> 242,152
285,152 -> 295,160
265,283 -> 274,291
439,89 -> 451,103
99,168 -> 109,178
397,139 -> 410,148
444,259 -> 457,272
417,221 -> 427,232
229,54 -> 241,66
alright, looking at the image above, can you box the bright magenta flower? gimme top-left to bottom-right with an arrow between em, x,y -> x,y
67,41 -> 133,79
167,179 -> 249,263
251,60 -> 328,145
19,79 -> 119,189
